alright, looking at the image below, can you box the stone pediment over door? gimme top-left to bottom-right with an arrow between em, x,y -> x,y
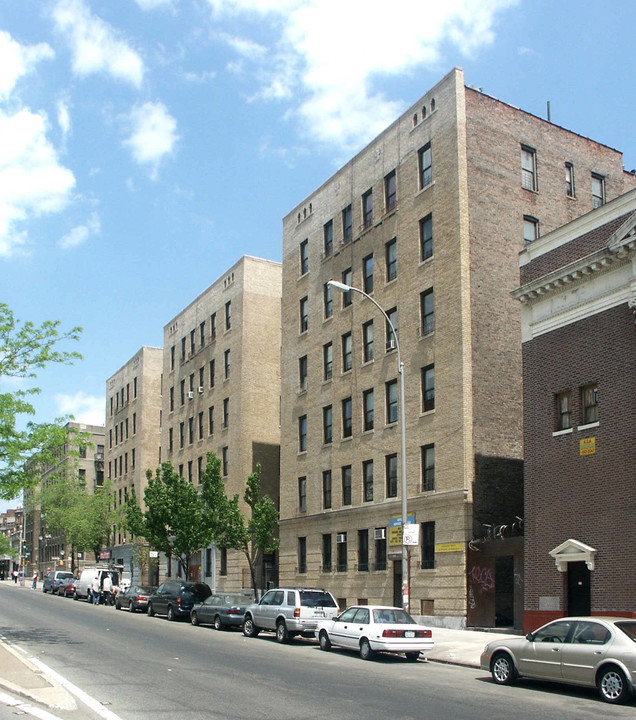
549,539 -> 597,572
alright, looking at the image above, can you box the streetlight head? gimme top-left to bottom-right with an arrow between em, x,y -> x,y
327,279 -> 351,292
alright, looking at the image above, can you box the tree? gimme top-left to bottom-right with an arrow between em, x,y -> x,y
201,453 -> 279,599
0,534 -> 18,561
0,303 -> 82,499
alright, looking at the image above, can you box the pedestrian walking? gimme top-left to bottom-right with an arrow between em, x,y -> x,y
91,574 -> 101,604
12,570 -> 18,584
31,571 -> 38,589
102,574 -> 113,606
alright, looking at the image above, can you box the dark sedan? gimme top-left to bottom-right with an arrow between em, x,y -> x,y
116,585 -> 156,613
191,593 -> 251,630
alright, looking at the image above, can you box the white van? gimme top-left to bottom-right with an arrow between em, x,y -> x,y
75,567 -> 121,601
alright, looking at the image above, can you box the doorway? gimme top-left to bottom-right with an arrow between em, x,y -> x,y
393,562 -> 402,608
567,561 -> 591,616
495,555 -> 514,627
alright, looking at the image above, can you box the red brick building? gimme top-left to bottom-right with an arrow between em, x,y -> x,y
514,188 -> 636,632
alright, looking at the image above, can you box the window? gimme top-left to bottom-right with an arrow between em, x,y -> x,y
323,220 -> 333,257
299,238 -> 309,275
200,320 -> 206,347
385,238 -> 397,282
592,173 -> 605,208
298,477 -> 307,512
210,312 -> 216,339
179,421 -> 184,449
523,215 -> 539,244
198,411 -> 204,440
521,145 -> 537,191
323,342 -> 333,380
221,446 -> 228,476
220,547 -> 227,576
362,320 -> 374,363
132,413 -> 136,434
420,288 -> 434,335
362,253 -> 374,294
581,383 -> 598,424
342,332 -> 352,372
420,214 -> 433,261
418,142 -> 432,189
363,388 -> 374,431
188,460 -> 193,483
168,427 -> 173,452
362,189 -> 373,229
421,444 -> 435,491
199,366 -> 204,389
422,365 -> 435,412
342,268 -> 353,307
323,405 -> 333,444
386,307 -> 397,351
189,373 -> 195,392
299,296 -> 308,332
386,379 -> 398,424
298,537 -> 307,573
556,391 -> 572,431
421,521 -> 435,569
358,530 -> 369,572
298,415 -> 307,452
565,162 -> 575,198
180,379 -> 185,405
386,454 -> 398,498
190,329 -> 196,355
170,345 -> 175,371
336,532 -> 348,572
224,349 -> 231,379
298,355 -> 308,392
342,397 -> 352,438
362,460 -> 374,502
374,529 -> 387,571
181,336 -> 186,361
319,284 -> 332,322
225,301 -> 232,330
342,204 -> 352,243
322,534 -> 332,572
209,359 -> 215,388
208,406 -> 214,435
223,398 -> 229,427
188,416 -> 194,444
322,470 -> 332,509
384,170 -> 396,212
341,466 -> 352,506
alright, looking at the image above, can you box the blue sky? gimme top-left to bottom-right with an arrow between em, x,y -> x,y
1,0 -> 634,509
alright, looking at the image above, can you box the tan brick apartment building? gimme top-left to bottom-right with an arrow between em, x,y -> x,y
105,346 -> 163,582
161,255 -> 281,592
279,67 -> 636,627
514,188 -> 636,632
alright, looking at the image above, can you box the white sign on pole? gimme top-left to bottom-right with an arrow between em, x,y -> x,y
402,523 -> 420,546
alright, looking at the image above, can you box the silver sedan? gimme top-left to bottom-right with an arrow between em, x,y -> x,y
481,616 -> 636,704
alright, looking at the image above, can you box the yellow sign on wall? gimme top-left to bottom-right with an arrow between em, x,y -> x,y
435,542 -> 464,553
580,437 -> 596,456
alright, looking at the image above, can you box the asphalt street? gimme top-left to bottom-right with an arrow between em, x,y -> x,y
1,583 -> 633,720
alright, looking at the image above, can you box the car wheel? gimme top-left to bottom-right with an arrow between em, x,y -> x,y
319,631 -> 331,651
147,603 -> 155,617
191,612 -> 200,626
42,587 -> 47,593
243,616 -> 260,638
405,652 -> 420,662
276,620 -> 289,644
598,666 -> 629,704
491,652 -> 516,685
167,606 -> 176,621
360,639 -> 374,661
214,615 -> 223,631
115,600 -> 121,610
129,603 -> 135,613
73,591 -> 79,601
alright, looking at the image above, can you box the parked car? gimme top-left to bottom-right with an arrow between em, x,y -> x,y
191,593 -> 251,630
315,605 -> 434,661
58,577 -> 77,598
480,616 -> 636,704
42,570 -> 74,595
116,585 -> 155,613
147,581 -> 212,621
243,587 -> 339,643
75,567 -> 121,601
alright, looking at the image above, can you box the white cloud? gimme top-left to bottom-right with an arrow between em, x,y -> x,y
220,34 -> 267,60
0,108 -> 76,257
123,101 -> 179,178
57,100 -> 71,139
54,391 -> 105,426
52,0 -> 145,87
0,30 -> 54,102
58,211 -> 100,249
134,0 -> 174,8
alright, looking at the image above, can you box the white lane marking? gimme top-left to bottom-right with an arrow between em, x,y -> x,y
0,691 -> 65,720
27,659 -> 125,720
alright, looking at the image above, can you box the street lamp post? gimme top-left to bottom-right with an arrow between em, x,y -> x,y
327,280 -> 410,611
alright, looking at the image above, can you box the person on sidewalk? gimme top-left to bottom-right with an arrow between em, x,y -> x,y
101,574 -> 113,606
12,570 -> 18,584
91,574 -> 101,604
31,571 -> 38,590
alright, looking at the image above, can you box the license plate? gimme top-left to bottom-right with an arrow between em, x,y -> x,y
404,631 -> 415,638
314,611 -> 325,617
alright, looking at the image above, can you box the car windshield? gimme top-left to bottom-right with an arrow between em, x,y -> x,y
372,609 -> 416,624
224,595 -> 249,605
300,591 -> 337,608
616,622 -> 636,642
58,573 -> 73,579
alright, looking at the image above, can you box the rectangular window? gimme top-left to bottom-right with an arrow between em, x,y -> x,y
592,173 -> 605,208
421,521 -> 435,569
422,365 -> 435,412
210,312 -> 216,340
420,288 -> 434,335
342,204 -> 353,243
133,377 -> 137,398
323,282 -> 333,319
188,416 -> 194,444
386,453 -> 398,498
336,532 -> 348,572
386,307 -> 397,351
581,383 -> 598,424
198,411 -> 204,440
179,421 -> 184,449
323,405 -> 333,444
298,536 -> 307,573
341,466 -> 352,505
362,320 -> 374,363
342,397 -> 352,438
420,214 -> 433,261
342,332 -> 352,372
225,301 -> 232,330
299,238 -> 309,275
200,320 -> 206,347
523,215 -> 539,244
187,460 -> 193,483
223,398 -> 229,427
322,533 -> 332,572
363,388 -> 374,431
181,336 -> 186,361
180,379 -> 185,405
224,349 -> 230,379
220,547 -> 227,576
385,238 -> 397,282
362,253 -> 374,294
418,142 -> 432,189
374,529 -> 387,571
190,329 -> 196,355
322,470 -> 332,509
565,162 -> 575,198
168,427 -> 173,452
384,170 -> 396,212
421,444 -> 435,492
298,414 -> 308,452
132,413 -> 136,434
298,477 -> 307,512
209,359 -> 215,388
556,391 -> 572,430
323,220 -> 333,257
221,446 -> 228,476
323,342 -> 333,380
189,373 -> 195,392
170,345 -> 175,371
521,145 -> 537,191
299,355 -> 308,392
341,268 -> 353,307
362,460 -> 374,502
199,366 -> 204,389
208,406 -> 214,435
299,296 -> 308,332
358,529 -> 369,572
362,189 -> 373,229
386,379 -> 398,424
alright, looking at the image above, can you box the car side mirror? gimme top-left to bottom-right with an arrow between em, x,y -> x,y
526,633 -> 534,641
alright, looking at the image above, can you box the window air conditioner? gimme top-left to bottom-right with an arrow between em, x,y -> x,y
386,338 -> 396,351
336,533 -> 346,544
374,528 -> 386,540
187,391 -> 194,399
198,387 -> 204,394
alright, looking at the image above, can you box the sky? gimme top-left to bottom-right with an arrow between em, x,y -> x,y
1,0 -> 635,510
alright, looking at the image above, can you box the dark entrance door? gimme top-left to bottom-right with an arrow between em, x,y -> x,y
393,561 -> 402,608
495,555 -> 514,627
567,561 -> 591,616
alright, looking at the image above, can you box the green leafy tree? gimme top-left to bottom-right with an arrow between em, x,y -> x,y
201,453 -> 279,599
0,303 -> 82,499
0,534 -> 18,561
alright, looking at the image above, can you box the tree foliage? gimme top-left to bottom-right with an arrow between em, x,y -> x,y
0,303 -> 82,499
0,533 -> 18,561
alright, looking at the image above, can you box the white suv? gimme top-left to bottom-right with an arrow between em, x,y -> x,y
243,588 -> 339,643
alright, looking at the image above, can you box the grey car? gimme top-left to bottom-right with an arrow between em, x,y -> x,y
42,571 -> 74,594
147,581 -> 212,621
191,593 -> 251,630
481,616 -> 636,704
